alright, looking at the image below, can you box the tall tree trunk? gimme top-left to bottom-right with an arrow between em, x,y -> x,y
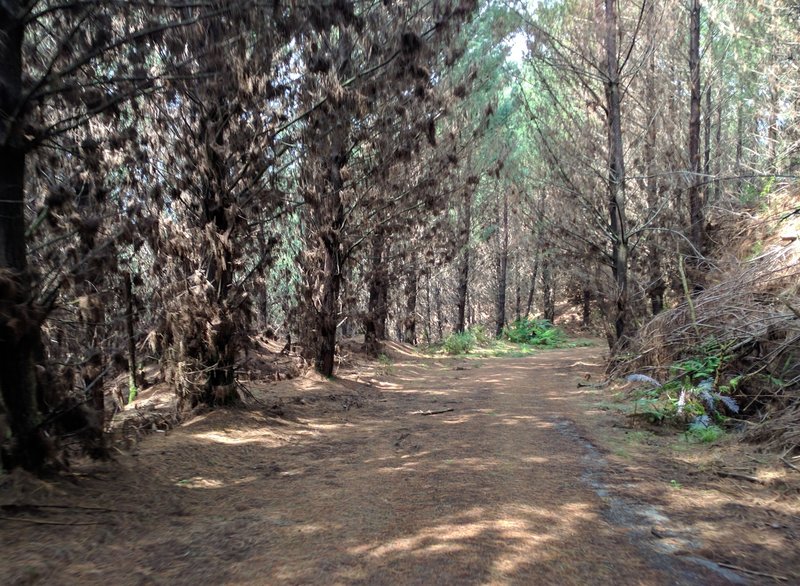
735,102 -> 744,190
644,7 -> 665,316
688,0 -> 705,261
364,229 -> 386,356
703,84 -> 712,201
316,132 -> 347,377
0,6 -> 50,470
582,289 -> 592,327
514,260 -> 521,324
494,189 -> 509,337
403,260 -> 417,344
541,257 -> 555,323
712,94 -> 723,204
434,284 -> 444,341
123,271 -> 139,398
423,273 -> 432,345
455,189 -> 471,333
75,186 -> 106,450
195,103 -> 238,405
601,0 -> 631,344
525,257 -> 539,317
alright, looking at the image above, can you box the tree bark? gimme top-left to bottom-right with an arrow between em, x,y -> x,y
0,5 -> 50,470
434,284 -> 444,341
123,271 -> 139,398
601,0 -> 631,344
316,134 -> 347,377
364,229 -> 387,356
423,273 -> 432,344
525,257 -> 539,317
688,0 -> 705,261
494,188 -> 509,337
455,189 -> 471,333
403,261 -> 417,344
644,7 -> 665,316
541,257 -> 555,323
582,289 -> 592,327
712,93 -> 723,204
703,84 -> 712,202
194,102 -> 238,405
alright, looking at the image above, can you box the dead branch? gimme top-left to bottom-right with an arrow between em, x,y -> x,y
410,408 -> 454,415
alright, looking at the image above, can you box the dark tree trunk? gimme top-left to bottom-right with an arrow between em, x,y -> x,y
194,103 -> 238,406
0,6 -> 50,471
541,257 -> 555,323
123,271 -> 139,398
318,236 -> 341,376
703,84 -> 712,202
601,0 -> 631,344
712,94 -> 723,204
582,289 -> 592,327
644,11 -> 665,317
434,284 -> 444,341
688,0 -> 705,261
316,132 -> 347,377
403,261 -> 417,345
455,190 -> 471,333
364,229 -> 387,356
514,259 -> 521,323
525,257 -> 539,317
75,185 -> 106,448
423,273 -> 432,344
494,189 -> 509,337
376,285 -> 388,341
735,103 -> 744,190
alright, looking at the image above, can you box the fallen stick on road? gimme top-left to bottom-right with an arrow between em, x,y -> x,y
717,562 -> 789,582
410,408 -> 454,416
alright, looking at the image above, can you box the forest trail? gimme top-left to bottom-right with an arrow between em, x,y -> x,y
0,345 -> 765,585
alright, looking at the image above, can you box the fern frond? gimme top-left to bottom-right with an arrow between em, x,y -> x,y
717,395 -> 740,414
699,389 -> 716,413
626,374 -> 662,387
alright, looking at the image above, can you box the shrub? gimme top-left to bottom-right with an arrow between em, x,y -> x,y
503,317 -> 564,346
468,324 -> 493,346
687,416 -> 725,442
444,331 -> 476,355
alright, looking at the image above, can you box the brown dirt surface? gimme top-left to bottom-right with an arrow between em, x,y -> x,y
1,343 -> 798,585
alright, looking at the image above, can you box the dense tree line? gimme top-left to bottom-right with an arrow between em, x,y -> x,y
0,0 -> 479,470
1,0 -> 797,472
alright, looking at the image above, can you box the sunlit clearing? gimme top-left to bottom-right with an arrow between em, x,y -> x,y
192,430 -> 284,447
175,475 -> 259,489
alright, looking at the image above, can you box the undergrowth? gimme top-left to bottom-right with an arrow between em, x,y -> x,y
503,317 -> 565,347
425,319 -> 592,357
624,337 -> 741,443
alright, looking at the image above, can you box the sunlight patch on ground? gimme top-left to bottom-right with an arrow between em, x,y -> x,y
349,501 -> 594,576
175,474 -> 260,489
522,456 -> 549,464
191,430 -> 287,447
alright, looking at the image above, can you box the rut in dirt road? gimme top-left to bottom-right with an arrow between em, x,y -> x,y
0,347 -> 745,585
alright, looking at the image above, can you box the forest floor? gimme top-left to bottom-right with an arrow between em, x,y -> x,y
1,342 -> 798,585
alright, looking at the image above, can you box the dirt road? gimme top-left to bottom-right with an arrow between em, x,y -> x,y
0,346 -> 755,584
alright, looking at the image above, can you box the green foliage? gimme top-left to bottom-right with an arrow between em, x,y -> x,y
687,420 -> 725,443
503,317 -> 564,346
667,338 -> 731,387
468,324 -> 493,346
444,331 -> 477,355
128,377 -> 138,404
624,338 -> 742,442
